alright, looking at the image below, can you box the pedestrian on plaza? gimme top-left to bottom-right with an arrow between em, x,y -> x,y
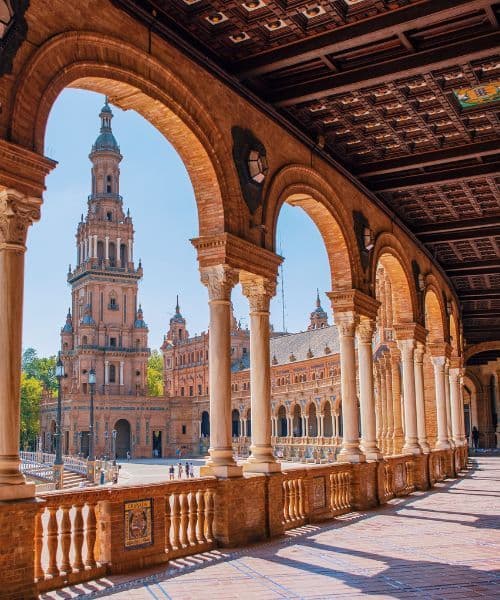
169,464 -> 175,480
126,450 -> 130,461
177,462 -> 183,479
185,462 -> 190,478
189,463 -> 195,478
472,426 -> 480,450
100,468 -> 105,485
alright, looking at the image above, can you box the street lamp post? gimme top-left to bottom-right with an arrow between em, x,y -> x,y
112,429 -> 117,462
54,354 -> 65,489
88,367 -> 96,482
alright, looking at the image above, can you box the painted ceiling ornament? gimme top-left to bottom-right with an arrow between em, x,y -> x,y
0,0 -> 29,77
231,126 -> 269,214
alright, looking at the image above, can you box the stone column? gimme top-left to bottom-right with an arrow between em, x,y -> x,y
128,239 -> 133,262
105,235 -> 109,260
357,318 -> 382,459
374,363 -> 383,446
431,356 -> 450,449
119,361 -> 124,386
444,360 -> 454,448
383,355 -> 394,455
104,360 -> 109,385
335,313 -> 365,462
201,265 -> 242,477
241,276 -> 279,472
0,190 -> 40,499
397,338 -> 421,455
449,367 -> 463,446
319,414 -> 324,438
414,342 -> 430,452
93,235 -> 98,258
390,348 -> 404,454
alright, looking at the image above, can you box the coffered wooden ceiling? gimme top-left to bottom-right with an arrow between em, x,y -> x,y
113,0 -> 500,345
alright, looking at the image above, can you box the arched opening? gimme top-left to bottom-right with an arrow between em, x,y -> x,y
292,404 -> 302,437
277,405 -> 287,437
231,409 -> 240,438
307,403 -> 318,437
246,408 -> 251,437
323,401 -> 333,437
200,411 -> 210,437
114,419 -> 131,459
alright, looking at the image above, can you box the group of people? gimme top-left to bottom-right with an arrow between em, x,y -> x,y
169,461 -> 195,479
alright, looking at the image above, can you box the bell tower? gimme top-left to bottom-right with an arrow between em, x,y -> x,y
62,98 -> 149,398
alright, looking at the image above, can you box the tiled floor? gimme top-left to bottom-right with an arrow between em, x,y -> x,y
43,456 -> 500,599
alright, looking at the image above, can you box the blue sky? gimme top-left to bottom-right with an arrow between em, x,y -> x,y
23,89 -> 331,356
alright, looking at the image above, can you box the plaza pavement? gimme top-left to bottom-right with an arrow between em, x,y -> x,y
42,455 -> 500,599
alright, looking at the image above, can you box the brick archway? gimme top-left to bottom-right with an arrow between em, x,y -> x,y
8,31 -> 242,236
371,233 -> 418,324
263,164 -> 360,292
424,286 -> 447,347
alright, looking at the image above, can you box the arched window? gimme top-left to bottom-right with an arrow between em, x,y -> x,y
106,174 -> 112,193
231,409 -> 240,437
109,364 -> 116,383
82,335 -> 88,345
120,244 -> 127,268
278,406 -> 287,437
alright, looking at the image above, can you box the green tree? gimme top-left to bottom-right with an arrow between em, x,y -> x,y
22,347 -> 57,393
20,373 -> 43,450
147,350 -> 164,397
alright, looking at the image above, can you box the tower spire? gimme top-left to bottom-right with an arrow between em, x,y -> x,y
175,294 -> 180,314
316,288 -> 320,307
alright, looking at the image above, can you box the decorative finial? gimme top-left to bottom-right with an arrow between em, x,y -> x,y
175,294 -> 180,313
316,288 -> 321,307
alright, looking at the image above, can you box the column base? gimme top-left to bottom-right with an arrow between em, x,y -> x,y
364,450 -> 384,461
419,441 -> 431,454
0,482 -> 35,501
337,445 -> 366,463
435,440 -> 450,450
243,460 -> 281,474
201,464 -> 243,478
402,443 -> 422,456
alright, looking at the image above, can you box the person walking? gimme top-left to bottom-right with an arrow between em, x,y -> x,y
169,464 -> 175,480
126,450 -> 130,461
189,463 -> 195,478
472,426 -> 480,450
185,462 -> 190,478
177,462 -> 183,479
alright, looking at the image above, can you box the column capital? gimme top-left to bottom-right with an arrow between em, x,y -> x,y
200,264 -> 239,302
397,337 -> 416,360
414,341 -> 426,364
327,288 -> 379,319
431,355 -> 447,370
240,274 -> 276,313
449,367 -> 462,382
333,311 -> 359,337
0,189 -> 42,250
356,316 -> 376,344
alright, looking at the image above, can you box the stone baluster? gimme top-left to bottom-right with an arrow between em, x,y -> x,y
73,504 -> 85,571
165,495 -> 172,552
85,502 -> 97,568
46,506 -> 59,577
34,510 -> 44,581
204,490 -> 214,541
449,366 -> 464,447
196,490 -> 206,543
59,505 -> 72,574
200,266 -> 242,477
357,317 -> 382,460
283,481 -> 290,522
188,492 -> 197,546
180,493 -> 190,546
171,493 -> 181,549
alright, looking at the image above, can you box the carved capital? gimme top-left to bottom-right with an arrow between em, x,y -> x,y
449,367 -> 461,383
334,312 -> 359,337
200,264 -> 239,302
240,275 -> 276,313
356,317 -> 376,344
397,338 -> 416,362
414,342 -> 425,364
431,355 -> 446,371
0,189 -> 41,250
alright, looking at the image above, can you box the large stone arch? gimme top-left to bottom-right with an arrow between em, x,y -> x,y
8,31 -> 242,236
371,233 -> 417,324
263,165 -> 360,291
465,341 -> 500,364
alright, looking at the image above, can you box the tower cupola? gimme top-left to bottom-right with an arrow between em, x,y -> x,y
308,289 -> 328,330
